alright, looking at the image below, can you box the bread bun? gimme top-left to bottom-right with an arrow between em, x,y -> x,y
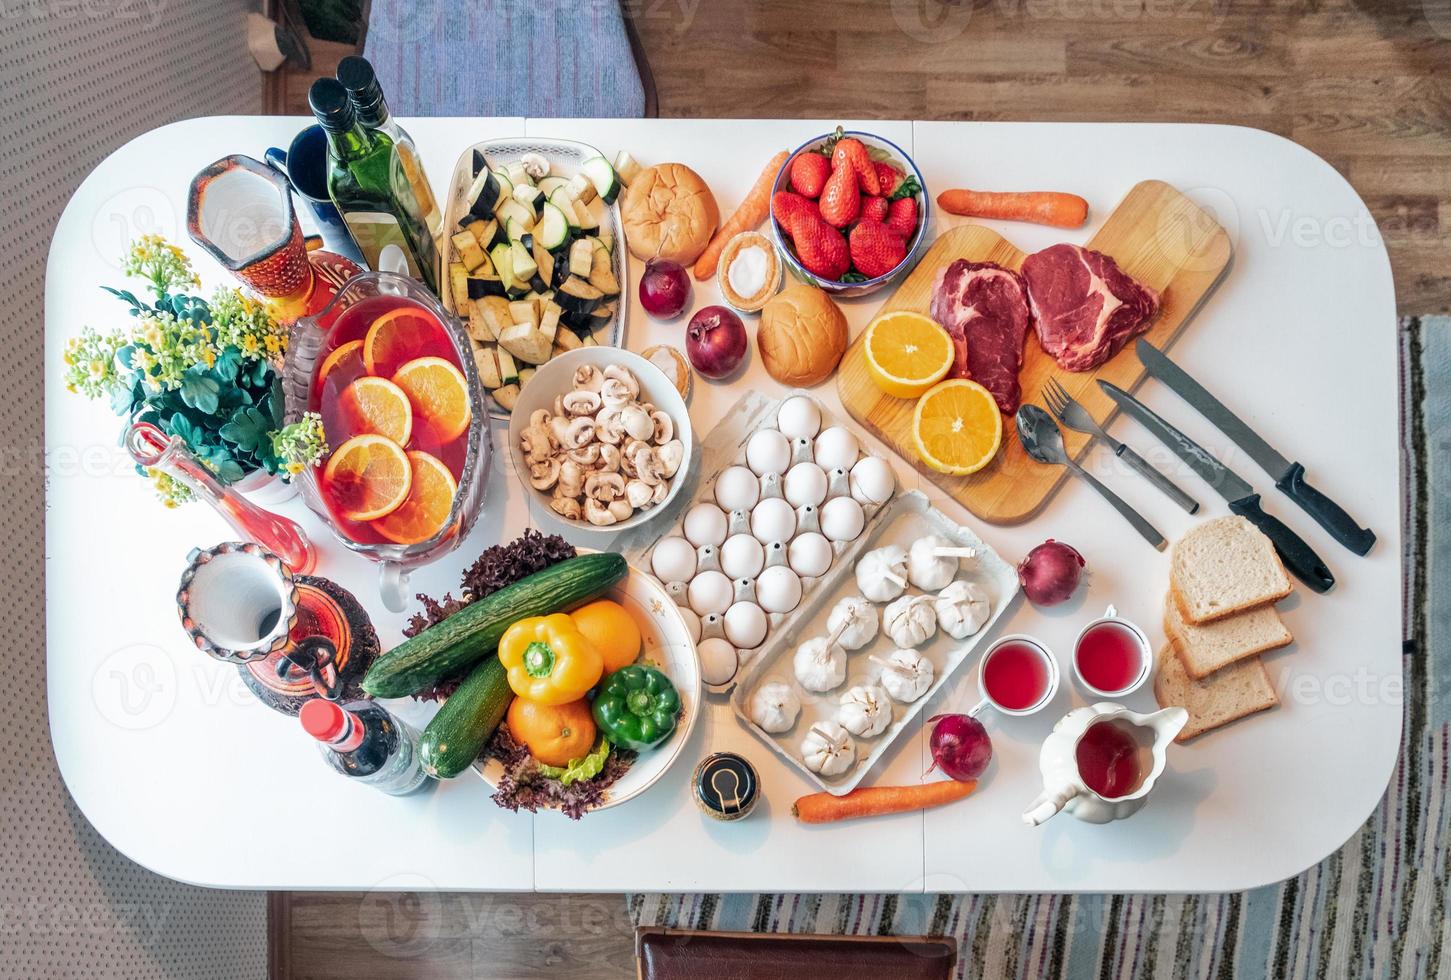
621,163 -> 719,266
757,283 -> 848,387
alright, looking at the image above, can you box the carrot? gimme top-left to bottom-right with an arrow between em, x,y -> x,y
936,188 -> 1089,229
791,780 -> 977,824
693,149 -> 790,280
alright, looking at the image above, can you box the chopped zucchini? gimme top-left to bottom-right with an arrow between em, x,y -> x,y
537,175 -> 568,198
549,190 -> 582,229
472,344 -> 502,388
510,240 -> 538,283
512,181 -> 543,215
517,366 -> 536,387
489,242 -> 514,295
492,168 -> 514,201
568,238 -> 594,278
498,321 -> 552,364
557,275 -> 604,316
492,383 -> 520,411
494,346 -> 520,385
578,196 -> 605,231
612,150 -> 641,185
535,202 -> 570,250
588,247 -> 620,296
451,231 -> 487,272
594,228 -> 614,253
581,156 -> 621,205
495,198 -> 533,237
566,173 -> 596,205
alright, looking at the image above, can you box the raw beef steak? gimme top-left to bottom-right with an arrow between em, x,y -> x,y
929,259 -> 1032,414
1021,243 -> 1161,372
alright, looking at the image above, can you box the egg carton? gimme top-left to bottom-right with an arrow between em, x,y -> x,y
618,389 -> 897,695
728,491 -> 1022,797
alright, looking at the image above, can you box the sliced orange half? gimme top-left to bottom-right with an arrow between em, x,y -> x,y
363,305 -> 448,378
323,434 -> 412,522
863,311 -> 954,399
342,376 -> 414,445
318,339 -> 364,386
912,379 -> 1003,475
372,451 -> 458,545
391,356 -> 472,444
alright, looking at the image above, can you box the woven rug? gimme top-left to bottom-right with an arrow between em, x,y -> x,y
630,316 -> 1450,979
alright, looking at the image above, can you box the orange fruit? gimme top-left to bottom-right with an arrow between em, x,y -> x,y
507,697 -> 597,767
323,434 -> 412,522
371,450 -> 458,545
863,311 -> 954,399
342,376 -> 413,445
912,378 -> 1003,475
318,339 -> 364,386
570,599 -> 642,673
391,356 -> 472,444
363,305 -> 448,378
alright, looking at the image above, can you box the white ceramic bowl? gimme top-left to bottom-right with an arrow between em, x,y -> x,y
475,558 -> 702,812
506,347 -> 693,535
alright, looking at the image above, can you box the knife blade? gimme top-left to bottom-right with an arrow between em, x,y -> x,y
1098,380 -> 1335,593
1136,339 -> 1375,556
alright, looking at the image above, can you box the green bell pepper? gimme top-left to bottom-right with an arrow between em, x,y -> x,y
592,664 -> 680,752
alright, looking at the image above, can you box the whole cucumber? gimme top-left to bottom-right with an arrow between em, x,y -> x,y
419,657 -> 512,779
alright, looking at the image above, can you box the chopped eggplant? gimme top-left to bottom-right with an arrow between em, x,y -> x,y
532,238 -> 555,288
568,238 -> 594,278
552,327 -> 583,354
449,263 -> 469,310
498,321 -> 552,364
451,231 -> 487,272
466,272 -> 506,299
587,247 -> 620,296
492,383 -> 520,411
472,344 -> 502,388
556,275 -> 604,316
465,169 -> 501,219
467,300 -> 497,342
566,172 -> 596,205
471,148 -> 488,177
611,150 -> 641,185
539,300 -> 562,344
579,196 -> 605,231
507,299 -> 538,331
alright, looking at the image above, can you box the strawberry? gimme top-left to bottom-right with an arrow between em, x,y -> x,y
818,163 -> 860,228
873,162 -> 904,197
886,196 -> 918,239
789,153 -> 831,199
793,212 -> 851,280
861,195 -> 889,224
830,137 -> 880,195
849,220 -> 907,279
772,191 -> 818,238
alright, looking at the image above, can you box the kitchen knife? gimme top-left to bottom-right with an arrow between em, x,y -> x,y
1097,380 -> 1335,593
1136,339 -> 1375,555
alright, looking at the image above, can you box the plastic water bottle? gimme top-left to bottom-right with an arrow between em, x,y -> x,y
300,699 -> 430,796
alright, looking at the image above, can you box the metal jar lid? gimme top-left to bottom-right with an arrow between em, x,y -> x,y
693,752 -> 758,821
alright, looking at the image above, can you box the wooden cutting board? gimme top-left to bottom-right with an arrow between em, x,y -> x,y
836,179 -> 1234,524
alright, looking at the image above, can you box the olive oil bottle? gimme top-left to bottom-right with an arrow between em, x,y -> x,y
336,56 -> 443,237
309,78 -> 439,293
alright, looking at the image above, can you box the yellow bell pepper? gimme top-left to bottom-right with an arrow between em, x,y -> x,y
497,613 -> 604,706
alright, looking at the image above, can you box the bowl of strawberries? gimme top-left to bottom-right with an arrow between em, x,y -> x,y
769,128 -> 929,298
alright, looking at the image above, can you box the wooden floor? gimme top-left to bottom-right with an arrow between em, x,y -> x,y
274,2 -> 1448,976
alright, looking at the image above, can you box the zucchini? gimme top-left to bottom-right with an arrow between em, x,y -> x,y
510,240 -> 538,283
536,202 -> 570,250
419,657 -> 512,779
472,343 -> 502,388
495,345 -> 520,385
495,198 -> 533,236
582,156 -> 621,204
492,168 -> 514,201
490,242 -> 515,295
362,553 -> 628,698
504,160 -> 529,187
537,175 -> 568,198
517,366 -> 537,386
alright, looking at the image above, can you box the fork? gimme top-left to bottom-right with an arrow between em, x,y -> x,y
1042,377 -> 1200,514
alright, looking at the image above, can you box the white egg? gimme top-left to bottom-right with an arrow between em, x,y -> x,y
776,395 -> 821,440
750,496 -> 797,544
849,456 -> 896,506
683,502 -> 729,548
650,536 -> 697,583
814,426 -> 860,472
698,637 -> 739,687
678,605 -> 702,644
745,429 -> 792,477
724,601 -> 769,649
820,495 -> 866,543
714,465 -> 761,513
688,570 -> 734,616
788,532 -> 834,578
756,565 -> 803,614
720,534 -> 765,580
784,462 -> 828,508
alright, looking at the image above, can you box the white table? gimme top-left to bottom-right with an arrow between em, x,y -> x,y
45,117 -> 1401,894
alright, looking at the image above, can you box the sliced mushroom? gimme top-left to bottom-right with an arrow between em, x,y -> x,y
550,495 -> 582,521
562,389 -> 602,416
657,439 -> 684,478
630,443 -> 664,486
548,414 -> 574,449
529,457 -> 561,491
601,376 -> 635,407
598,443 -> 622,473
529,408 -> 552,429
520,152 -> 550,179
584,497 -> 618,526
567,443 -> 601,467
603,364 -> 640,398
625,478 -> 654,509
650,481 -> 669,505
561,416 -> 596,449
607,497 -> 634,522
521,425 -> 556,464
551,393 -> 567,419
650,410 -> 674,444
620,404 -> 654,442
595,404 -> 626,444
585,470 -> 626,502
573,364 -> 604,392
558,460 -> 588,499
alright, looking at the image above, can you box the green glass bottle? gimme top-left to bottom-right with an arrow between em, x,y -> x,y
308,78 -> 439,293
335,56 -> 443,238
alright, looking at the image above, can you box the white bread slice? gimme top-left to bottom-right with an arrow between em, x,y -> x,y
1153,643 -> 1279,742
1171,515 -> 1291,624
1164,590 -> 1292,680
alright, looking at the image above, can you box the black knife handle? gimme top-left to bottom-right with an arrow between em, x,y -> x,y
1276,463 -> 1375,556
1229,494 -> 1335,593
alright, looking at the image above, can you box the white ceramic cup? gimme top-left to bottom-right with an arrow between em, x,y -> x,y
1071,604 -> 1152,699
969,633 -> 1060,717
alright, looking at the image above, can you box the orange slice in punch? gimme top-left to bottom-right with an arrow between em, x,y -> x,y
318,339 -> 364,386
392,356 -> 472,444
363,305 -> 448,378
323,434 -> 412,522
342,376 -> 414,445
372,451 -> 458,545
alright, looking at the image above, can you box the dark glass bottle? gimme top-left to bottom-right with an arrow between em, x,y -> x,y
336,56 -> 443,237
308,77 -> 440,293
300,699 -> 429,795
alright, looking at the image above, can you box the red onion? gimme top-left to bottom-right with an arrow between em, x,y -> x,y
926,713 -> 992,782
686,305 -> 747,379
1017,539 -> 1085,606
639,258 -> 691,319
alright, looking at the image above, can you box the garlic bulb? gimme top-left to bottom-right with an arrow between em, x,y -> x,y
749,681 -> 801,734
825,595 -> 878,651
873,648 -> 934,703
793,635 -> 846,692
882,594 -> 937,649
935,580 -> 991,639
800,722 -> 855,776
855,545 -> 909,603
908,534 -> 974,591
837,683 -> 891,737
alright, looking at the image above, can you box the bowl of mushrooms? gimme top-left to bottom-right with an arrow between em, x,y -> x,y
507,347 -> 692,533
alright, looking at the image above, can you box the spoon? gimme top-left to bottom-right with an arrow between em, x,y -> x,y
1015,405 -> 1166,551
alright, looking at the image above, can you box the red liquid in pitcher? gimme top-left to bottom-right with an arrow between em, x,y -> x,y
1075,721 -> 1143,798
982,640 -> 1051,711
1075,621 -> 1146,693
311,294 -> 469,546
